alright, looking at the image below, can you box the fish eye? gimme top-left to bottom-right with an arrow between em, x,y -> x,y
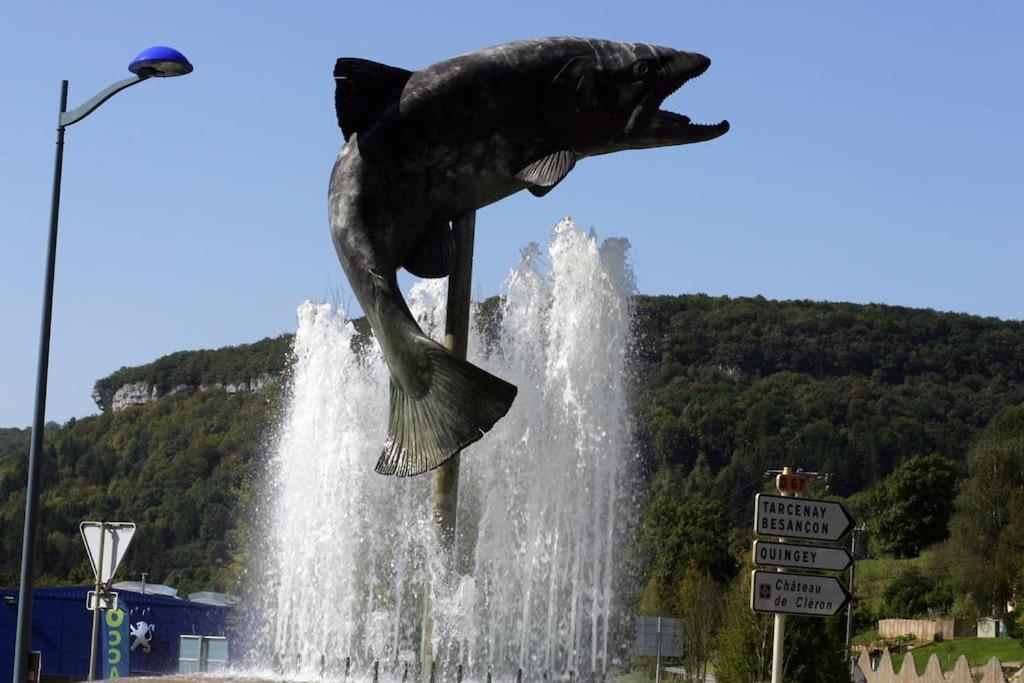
632,60 -> 652,78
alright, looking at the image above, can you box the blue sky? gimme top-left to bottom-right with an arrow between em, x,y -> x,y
2,2 -> 1022,427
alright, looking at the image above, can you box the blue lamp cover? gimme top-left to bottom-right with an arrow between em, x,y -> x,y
129,46 -> 193,77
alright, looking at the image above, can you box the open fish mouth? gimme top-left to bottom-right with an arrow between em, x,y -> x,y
624,53 -> 730,146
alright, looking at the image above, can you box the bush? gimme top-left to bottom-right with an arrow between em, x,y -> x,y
884,567 -> 930,618
1005,610 -> 1024,641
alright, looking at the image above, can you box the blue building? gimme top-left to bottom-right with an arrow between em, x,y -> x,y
1,585 -> 233,680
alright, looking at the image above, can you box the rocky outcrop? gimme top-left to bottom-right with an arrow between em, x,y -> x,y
198,375 -> 273,395
91,375 -> 275,413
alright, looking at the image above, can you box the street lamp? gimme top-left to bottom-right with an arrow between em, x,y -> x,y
12,46 -> 193,683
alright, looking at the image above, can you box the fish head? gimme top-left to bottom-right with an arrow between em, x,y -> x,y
547,40 -> 729,155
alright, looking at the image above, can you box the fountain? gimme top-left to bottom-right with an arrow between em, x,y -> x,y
247,219 -> 638,681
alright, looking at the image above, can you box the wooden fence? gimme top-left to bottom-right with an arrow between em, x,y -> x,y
878,618 -> 955,643
857,649 -> 1010,683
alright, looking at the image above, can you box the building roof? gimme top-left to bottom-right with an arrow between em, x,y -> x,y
112,580 -> 179,598
187,591 -> 238,607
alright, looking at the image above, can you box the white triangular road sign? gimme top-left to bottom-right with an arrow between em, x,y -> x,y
80,521 -> 136,583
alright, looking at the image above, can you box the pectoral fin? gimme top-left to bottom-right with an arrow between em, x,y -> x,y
516,150 -> 576,197
403,222 -> 456,279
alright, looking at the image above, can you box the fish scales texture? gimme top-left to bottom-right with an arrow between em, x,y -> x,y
329,37 -> 728,476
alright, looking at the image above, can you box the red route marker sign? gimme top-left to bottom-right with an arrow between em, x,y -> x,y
775,473 -> 808,495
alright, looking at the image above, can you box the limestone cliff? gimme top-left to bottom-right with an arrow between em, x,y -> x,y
91,335 -> 292,412
91,375 -> 277,412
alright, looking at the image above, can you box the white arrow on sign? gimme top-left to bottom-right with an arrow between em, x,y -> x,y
753,494 -> 855,542
80,521 -> 135,583
753,540 -> 853,573
749,570 -> 851,617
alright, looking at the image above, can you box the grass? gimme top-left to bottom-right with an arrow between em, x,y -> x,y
889,638 -> 1024,673
610,672 -> 650,683
852,629 -> 879,646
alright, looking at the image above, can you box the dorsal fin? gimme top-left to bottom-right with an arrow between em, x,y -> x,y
334,58 -> 413,141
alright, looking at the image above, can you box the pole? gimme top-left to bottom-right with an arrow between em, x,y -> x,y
87,523 -> 107,681
654,616 -> 662,683
770,467 -> 795,683
435,211 -> 475,551
771,584 -> 785,681
422,212 -> 476,682
845,527 -> 858,675
12,80 -> 68,683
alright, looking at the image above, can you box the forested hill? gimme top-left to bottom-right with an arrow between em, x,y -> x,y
1,294 -> 1022,593
630,296 -> 1024,511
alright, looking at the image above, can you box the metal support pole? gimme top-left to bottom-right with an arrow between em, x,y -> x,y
771,599 -> 785,683
435,211 -> 476,554
422,212 -> 476,682
655,616 -> 662,683
770,467 -> 795,683
845,527 -> 859,674
87,523 -> 107,681
12,80 -> 68,683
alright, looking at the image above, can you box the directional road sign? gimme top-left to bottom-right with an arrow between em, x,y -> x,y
80,521 -> 136,583
752,540 -> 853,573
753,494 -> 854,542
750,570 -> 851,617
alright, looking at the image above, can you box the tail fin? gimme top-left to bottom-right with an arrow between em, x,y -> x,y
375,348 -> 517,477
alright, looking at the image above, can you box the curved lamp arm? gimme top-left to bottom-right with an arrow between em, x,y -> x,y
59,75 -> 148,128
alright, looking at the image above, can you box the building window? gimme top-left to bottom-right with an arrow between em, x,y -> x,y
178,635 -> 229,673
203,636 -> 229,672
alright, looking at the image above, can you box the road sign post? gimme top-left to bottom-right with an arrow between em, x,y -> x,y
768,468 -> 798,683
752,468 -> 856,683
80,522 -> 135,681
86,523 -> 106,682
656,617 -> 662,683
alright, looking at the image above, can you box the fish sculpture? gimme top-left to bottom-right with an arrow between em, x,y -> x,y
329,37 -> 729,476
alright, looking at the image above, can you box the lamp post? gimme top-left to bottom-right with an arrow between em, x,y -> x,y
12,46 -> 193,683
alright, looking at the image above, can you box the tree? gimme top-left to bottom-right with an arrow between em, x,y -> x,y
714,568 -> 772,683
676,565 -> 722,683
884,567 -> 930,617
714,562 -> 848,683
637,493 -> 736,610
868,453 -> 958,557
948,404 -> 1024,616
782,617 -> 850,683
